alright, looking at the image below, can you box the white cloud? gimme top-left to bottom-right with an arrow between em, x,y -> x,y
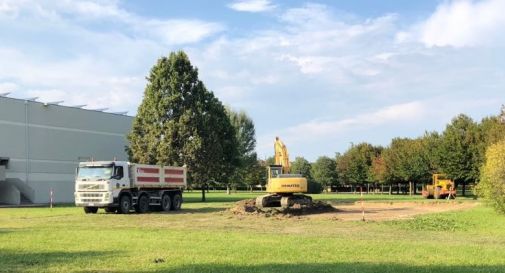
0,0 -> 223,45
228,0 -> 276,13
401,0 -> 505,47
0,82 -> 18,93
284,101 -> 426,140
145,19 -> 224,45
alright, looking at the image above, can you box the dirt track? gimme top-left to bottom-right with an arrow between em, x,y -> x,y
229,199 -> 479,221
309,201 -> 479,221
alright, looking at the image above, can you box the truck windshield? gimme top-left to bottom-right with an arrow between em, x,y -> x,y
77,166 -> 113,180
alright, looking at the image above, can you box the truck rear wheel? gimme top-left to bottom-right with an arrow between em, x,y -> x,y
84,207 -> 98,214
135,194 -> 150,213
161,194 -> 171,212
118,195 -> 131,214
171,194 -> 182,211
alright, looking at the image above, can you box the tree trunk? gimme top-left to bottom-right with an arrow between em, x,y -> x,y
397,183 -> 400,195
201,186 -> 206,202
409,182 -> 412,196
226,185 -> 230,195
389,184 -> 392,195
413,182 -> 417,194
367,183 -> 370,194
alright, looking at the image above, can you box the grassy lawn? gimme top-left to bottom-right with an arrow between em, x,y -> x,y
0,192 -> 503,273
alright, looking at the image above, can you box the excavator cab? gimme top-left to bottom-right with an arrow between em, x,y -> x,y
268,165 -> 283,179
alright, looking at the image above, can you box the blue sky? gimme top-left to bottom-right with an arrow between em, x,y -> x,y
0,0 -> 504,161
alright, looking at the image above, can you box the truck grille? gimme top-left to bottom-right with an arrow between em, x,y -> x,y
79,184 -> 105,190
81,193 -> 103,198
78,192 -> 106,203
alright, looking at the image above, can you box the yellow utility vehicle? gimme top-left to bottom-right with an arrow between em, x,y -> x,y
256,137 -> 312,208
422,173 -> 456,199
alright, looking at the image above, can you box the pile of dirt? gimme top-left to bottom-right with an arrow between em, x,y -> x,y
229,198 -> 336,217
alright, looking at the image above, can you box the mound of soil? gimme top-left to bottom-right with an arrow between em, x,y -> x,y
229,198 -> 336,217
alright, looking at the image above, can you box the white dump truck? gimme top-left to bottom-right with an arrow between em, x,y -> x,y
74,161 -> 186,214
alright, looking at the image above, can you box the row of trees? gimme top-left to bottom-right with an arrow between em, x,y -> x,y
254,108 -> 505,195
299,109 -> 505,195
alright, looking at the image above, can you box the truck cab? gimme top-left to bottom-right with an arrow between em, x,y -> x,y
74,161 -> 129,209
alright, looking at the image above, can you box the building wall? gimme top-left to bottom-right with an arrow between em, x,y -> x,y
0,97 -> 133,204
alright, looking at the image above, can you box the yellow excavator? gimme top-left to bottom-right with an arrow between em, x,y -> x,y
256,137 -> 312,208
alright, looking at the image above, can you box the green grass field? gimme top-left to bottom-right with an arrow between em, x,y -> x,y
0,192 -> 503,273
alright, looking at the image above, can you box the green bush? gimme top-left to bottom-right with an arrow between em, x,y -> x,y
477,139 -> 505,213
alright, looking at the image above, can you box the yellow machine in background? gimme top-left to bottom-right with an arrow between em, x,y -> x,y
422,173 -> 456,199
256,137 -> 312,208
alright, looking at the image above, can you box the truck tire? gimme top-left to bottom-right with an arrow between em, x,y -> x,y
161,194 -> 171,212
171,194 -> 182,211
135,194 -> 150,213
118,195 -> 131,214
84,207 -> 98,214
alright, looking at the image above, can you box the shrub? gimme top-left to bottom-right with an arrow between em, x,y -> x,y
477,139 -> 505,213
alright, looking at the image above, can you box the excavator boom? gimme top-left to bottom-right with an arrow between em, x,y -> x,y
274,137 -> 291,174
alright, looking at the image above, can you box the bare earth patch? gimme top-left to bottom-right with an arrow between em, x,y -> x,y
228,198 -> 479,221
309,201 -> 479,221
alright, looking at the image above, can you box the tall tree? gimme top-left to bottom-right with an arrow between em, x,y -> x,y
439,114 -> 480,194
226,108 -> 257,193
311,156 -> 338,192
127,51 -> 238,201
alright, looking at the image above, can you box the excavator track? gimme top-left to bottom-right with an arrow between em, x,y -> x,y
256,194 -> 312,208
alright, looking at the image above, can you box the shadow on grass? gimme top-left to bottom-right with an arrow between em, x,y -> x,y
129,262 -> 505,273
183,196 -> 256,203
163,206 -> 226,214
0,250 -> 113,273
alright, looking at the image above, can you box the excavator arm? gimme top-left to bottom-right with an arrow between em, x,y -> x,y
274,137 -> 290,174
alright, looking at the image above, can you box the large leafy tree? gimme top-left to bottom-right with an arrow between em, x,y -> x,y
311,156 -> 338,192
336,143 -> 381,185
382,137 -> 432,193
226,108 -> 257,192
127,51 -> 238,201
439,114 -> 480,191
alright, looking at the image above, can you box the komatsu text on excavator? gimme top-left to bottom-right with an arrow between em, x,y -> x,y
256,137 -> 312,208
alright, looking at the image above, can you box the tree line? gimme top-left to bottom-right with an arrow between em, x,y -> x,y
276,108 -> 505,196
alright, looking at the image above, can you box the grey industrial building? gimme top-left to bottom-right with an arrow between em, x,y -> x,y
0,96 -> 133,205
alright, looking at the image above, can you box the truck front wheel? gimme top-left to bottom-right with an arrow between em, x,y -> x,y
84,207 -> 98,214
118,195 -> 131,214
